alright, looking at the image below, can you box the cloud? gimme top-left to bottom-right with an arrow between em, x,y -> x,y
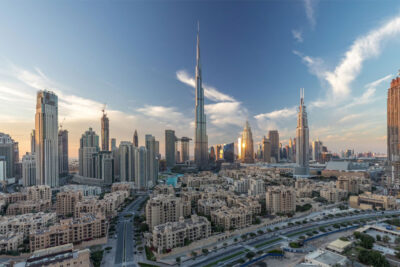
338,114 -> 362,123
292,29 -> 303,43
205,101 -> 247,127
304,0 -> 317,29
295,15 -> 400,105
137,105 -> 187,123
176,70 -> 235,102
254,106 -> 297,120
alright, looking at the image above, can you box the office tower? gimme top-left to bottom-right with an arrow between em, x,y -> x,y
180,137 -> 191,162
13,142 -> 20,178
135,146 -> 147,189
35,91 -> 59,187
294,88 -> 310,176
79,128 -> 99,178
223,143 -> 234,163
101,110 -> 109,151
133,130 -> 138,147
194,24 -> 208,169
94,151 -> 114,184
216,145 -> 223,161
268,130 -> 280,163
312,139 -> 323,162
288,138 -> 294,162
146,134 -> 158,187
30,130 -> 36,154
165,130 -> 176,168
58,130 -> 69,176
388,74 -> 400,187
0,133 -> 16,178
155,140 -> 160,157
262,137 -> 271,163
0,156 -> 6,181
22,153 -> 36,186
209,147 -> 215,163
241,121 -> 254,163
237,137 -> 242,160
119,141 -> 135,182
111,138 -> 117,150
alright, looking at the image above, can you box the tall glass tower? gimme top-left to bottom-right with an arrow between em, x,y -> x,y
294,88 -> 309,177
194,23 -> 208,169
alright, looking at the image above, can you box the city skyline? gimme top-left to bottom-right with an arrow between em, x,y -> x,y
1,1 -> 399,158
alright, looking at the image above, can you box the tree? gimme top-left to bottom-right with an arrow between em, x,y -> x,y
358,249 -> 389,267
395,237 -> 400,244
191,251 -> 197,257
202,248 -> 209,255
176,257 -> 181,264
246,251 -> 256,259
383,235 -> 390,243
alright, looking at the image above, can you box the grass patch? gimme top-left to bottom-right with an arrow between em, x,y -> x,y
254,238 -> 282,249
204,250 -> 247,267
145,246 -> 156,261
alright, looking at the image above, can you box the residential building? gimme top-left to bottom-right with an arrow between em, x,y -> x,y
35,90 -> 59,187
197,199 -> 226,216
60,184 -> 101,196
0,133 -> 16,179
0,212 -> 56,238
79,128 -> 99,178
135,146 -> 147,189
119,141 -> 135,183
145,195 -> 185,230
320,188 -> 348,203
56,191 -> 84,217
146,134 -> 158,187
22,153 -> 36,187
349,192 -> 397,210
336,176 -> 359,194
211,206 -> 252,230
26,185 -> 51,201
265,186 -> 296,214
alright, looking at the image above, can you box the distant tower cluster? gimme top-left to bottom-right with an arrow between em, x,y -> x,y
194,23 -> 208,169
294,88 -> 309,177
35,90 -> 59,187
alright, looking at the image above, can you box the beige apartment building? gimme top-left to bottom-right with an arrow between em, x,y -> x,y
56,191 -> 84,217
111,182 -> 134,194
336,176 -> 359,194
320,188 -> 348,203
152,215 -> 211,253
23,243 -> 90,267
0,212 -> 56,238
0,192 -> 27,204
349,192 -> 397,210
153,184 -> 175,196
211,206 -> 252,230
0,232 -> 23,253
145,195 -> 186,230
6,200 -> 51,216
29,213 -> 108,252
26,185 -> 51,201
197,199 -> 226,216
265,186 -> 296,214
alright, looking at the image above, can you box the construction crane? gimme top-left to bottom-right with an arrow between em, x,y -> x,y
59,118 -> 65,130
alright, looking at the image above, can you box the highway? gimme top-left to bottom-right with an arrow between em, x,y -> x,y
187,210 -> 400,267
114,195 -> 147,267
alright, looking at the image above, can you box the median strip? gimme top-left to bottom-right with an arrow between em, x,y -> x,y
254,238 -> 282,249
204,250 -> 249,267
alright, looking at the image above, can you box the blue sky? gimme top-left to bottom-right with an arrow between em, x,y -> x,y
1,0 -> 400,158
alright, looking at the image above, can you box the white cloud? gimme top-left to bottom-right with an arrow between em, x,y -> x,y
295,15 -> 400,105
304,0 -> 317,29
137,105 -> 187,123
292,29 -> 303,43
254,106 -> 297,120
205,101 -> 247,127
338,114 -> 362,123
176,70 -> 235,102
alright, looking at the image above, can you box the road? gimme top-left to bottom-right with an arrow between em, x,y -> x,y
114,195 -> 148,267
186,210 -> 400,267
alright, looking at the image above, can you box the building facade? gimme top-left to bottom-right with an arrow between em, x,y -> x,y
268,130 -> 279,163
165,130 -> 176,168
294,88 -> 309,176
58,129 -> 69,176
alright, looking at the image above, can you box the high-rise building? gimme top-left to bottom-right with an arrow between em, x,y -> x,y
146,134 -> 158,187
223,143 -> 234,163
294,88 -> 309,176
79,128 -> 99,178
180,137 -> 191,163
194,24 -> 208,169
101,111 -> 109,151
265,186 -> 296,215
133,130 -> 138,147
111,138 -> 117,150
262,136 -> 271,163
165,130 -> 176,168
30,130 -> 36,154
312,139 -> 323,162
0,133 -> 16,179
94,151 -> 114,184
237,137 -> 242,160
119,141 -> 135,183
388,75 -> 400,187
241,121 -> 254,163
58,130 -> 68,176
35,91 -> 59,187
209,146 -> 216,163
22,153 -> 36,187
135,146 -> 147,189
268,130 -> 280,163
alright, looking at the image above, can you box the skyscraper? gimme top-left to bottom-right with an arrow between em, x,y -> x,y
35,90 -> 59,187
241,121 -> 254,163
223,143 -> 234,163
388,74 -> 400,187
268,130 -> 279,163
262,136 -> 271,163
294,88 -> 309,176
111,138 -> 117,150
146,134 -> 158,187
0,133 -> 16,178
133,130 -> 138,147
79,128 -> 99,178
101,110 -> 109,151
22,153 -> 36,187
135,146 -> 147,190
194,24 -> 208,169
30,130 -> 36,154
180,137 -> 191,162
312,139 -> 323,162
165,130 -> 176,168
58,130 -> 69,176
119,141 -> 135,183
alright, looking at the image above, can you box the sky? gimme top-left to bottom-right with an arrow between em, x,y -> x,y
1,0 -> 400,158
